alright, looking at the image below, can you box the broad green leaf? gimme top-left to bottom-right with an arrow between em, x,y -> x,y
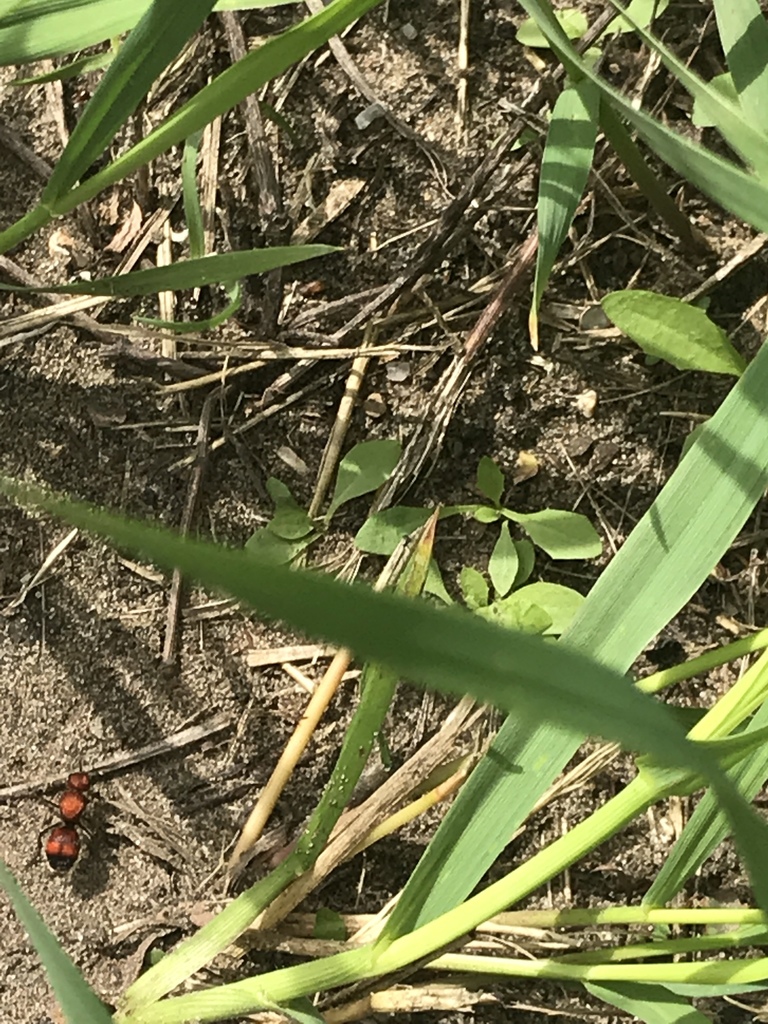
0,861 -> 113,1024
0,0 -> 297,64
504,507 -> 602,559
425,559 -> 453,605
713,0 -> 768,137
692,73 -> 739,129
266,479 -> 315,541
473,506 -> 501,523
245,528 -> 314,564
476,596 -> 553,634
516,7 -> 587,47
459,566 -> 489,610
269,510 -> 315,542
326,439 -> 401,519
476,456 -> 504,505
40,0 -> 218,203
602,291 -> 746,376
488,522 -> 519,597
586,982 -> 710,1024
0,247 -> 337,298
530,79 -> 599,349
513,539 -> 536,587
354,506 -> 432,555
477,583 -> 582,637
513,582 -> 585,635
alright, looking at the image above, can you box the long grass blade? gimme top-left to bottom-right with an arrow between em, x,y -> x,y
41,0 -> 217,202
0,246 -> 336,297
0,0 -> 295,64
517,0 -> 768,232
0,0 -> 384,254
646,693 -> 768,905
604,0 -> 768,173
181,130 -> 205,260
530,78 -> 599,349
293,515 -> 437,865
713,0 -> 768,138
0,861 -> 113,1024
0,480 -> 728,777
585,982 -> 712,1024
4,468 -> 768,914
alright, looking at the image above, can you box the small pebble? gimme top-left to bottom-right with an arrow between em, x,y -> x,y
575,388 -> 598,419
385,361 -> 411,382
276,446 -> 309,476
364,392 -> 386,418
355,103 -> 386,130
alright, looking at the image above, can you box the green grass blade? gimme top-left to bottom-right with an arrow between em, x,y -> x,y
6,489 -> 768,1019
713,0 -> 768,137
605,0 -> 768,173
0,0 -> 384,254
61,0 -> 381,209
380,322 -> 768,943
646,698 -> 768,905
135,281 -> 242,333
41,0 -> 217,203
0,860 -> 113,1024
293,516 -> 437,865
11,50 -> 114,86
586,982 -> 712,1024
517,0 -> 768,233
0,0 -> 296,64
597,103 -> 705,251
0,481 -> 725,776
0,246 -> 336,297
125,855 -> 306,1011
530,78 -> 599,349
181,130 -> 205,260
381,716 -> 582,942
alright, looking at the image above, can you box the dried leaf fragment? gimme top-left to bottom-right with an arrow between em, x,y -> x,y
513,450 -> 539,484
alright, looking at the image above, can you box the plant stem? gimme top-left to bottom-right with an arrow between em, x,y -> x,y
121,773 -> 664,1023
429,951 -> 768,985
0,204 -> 52,256
639,626 -> 768,694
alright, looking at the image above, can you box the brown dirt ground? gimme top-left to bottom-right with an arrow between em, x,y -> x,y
1,3 -> 767,1023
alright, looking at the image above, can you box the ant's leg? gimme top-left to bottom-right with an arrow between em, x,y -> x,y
27,822 -> 56,868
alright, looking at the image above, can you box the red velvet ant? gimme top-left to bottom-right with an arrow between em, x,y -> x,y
44,772 -> 91,872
